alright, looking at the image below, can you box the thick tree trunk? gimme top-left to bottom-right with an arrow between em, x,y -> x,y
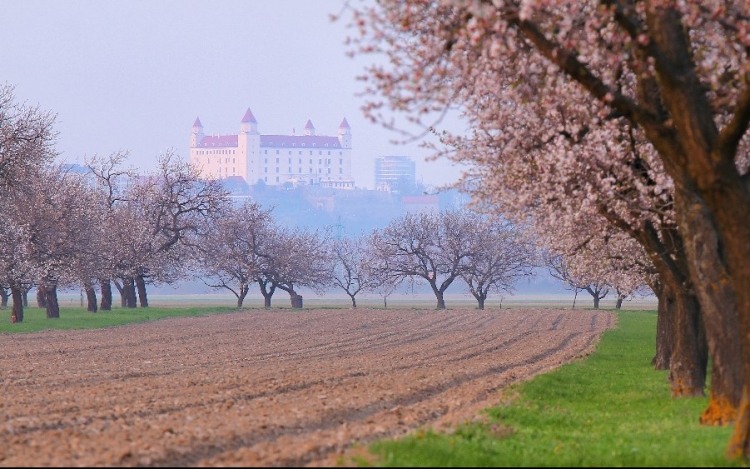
84,283 -> 98,313
36,286 -> 47,309
21,286 -> 29,307
135,274 -> 148,308
290,293 -> 303,308
100,280 -> 112,311
476,295 -> 486,310
237,285 -> 249,308
123,277 -> 137,308
0,288 -> 8,308
44,284 -> 60,319
668,287 -> 708,397
10,286 -> 23,323
616,296 -> 624,310
675,189 -> 742,425
592,295 -> 600,310
653,284 -> 674,371
349,294 -> 357,308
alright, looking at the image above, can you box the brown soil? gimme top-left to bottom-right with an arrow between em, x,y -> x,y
0,308 -> 614,467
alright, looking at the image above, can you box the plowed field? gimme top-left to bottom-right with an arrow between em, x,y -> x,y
0,308 -> 614,466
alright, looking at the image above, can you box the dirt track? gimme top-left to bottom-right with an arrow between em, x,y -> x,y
0,308 -> 614,467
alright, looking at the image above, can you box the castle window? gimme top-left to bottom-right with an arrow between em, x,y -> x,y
318,168 -> 322,173
327,168 -> 331,174
327,159 -> 331,164
328,151 -> 331,155
264,150 -> 268,155
339,168 -> 343,174
339,158 -> 343,165
275,167 -> 279,173
276,150 -> 279,155
339,151 -> 343,155
298,158 -> 301,164
233,158 -> 235,163
309,159 -> 312,164
309,151 -> 313,155
265,176 -> 268,182
276,176 -> 279,182
319,159 -> 322,165
264,158 -> 268,163
288,151 -> 291,155
299,151 -> 302,155
276,158 -> 279,163
288,158 -> 292,164
319,151 -> 322,156
288,167 -> 291,173
299,168 -> 302,173
309,168 -> 312,173
264,168 -> 267,173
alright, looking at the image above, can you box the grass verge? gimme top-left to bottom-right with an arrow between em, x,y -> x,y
366,310 -> 745,467
0,305 -> 238,334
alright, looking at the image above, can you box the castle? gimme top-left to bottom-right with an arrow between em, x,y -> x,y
189,109 -> 355,189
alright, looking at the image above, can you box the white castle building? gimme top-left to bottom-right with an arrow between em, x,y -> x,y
189,109 -> 355,189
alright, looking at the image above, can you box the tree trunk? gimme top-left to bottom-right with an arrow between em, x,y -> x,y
476,294 -> 485,310
259,280 -> 275,308
21,286 -> 29,307
668,289 -> 707,397
0,288 -> 8,308
383,296 -> 388,309
10,286 -> 23,323
122,277 -> 137,308
675,188 -> 743,426
616,296 -> 624,310
592,294 -> 600,310
135,274 -> 148,308
236,284 -> 249,308
290,292 -> 303,308
84,283 -> 98,313
100,280 -> 112,311
45,284 -> 60,319
36,286 -> 47,308
349,294 -> 357,308
112,279 -> 126,307
653,284 -> 674,371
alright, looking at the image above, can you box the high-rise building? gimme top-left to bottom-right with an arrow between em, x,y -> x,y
374,155 -> 416,194
189,109 -> 355,189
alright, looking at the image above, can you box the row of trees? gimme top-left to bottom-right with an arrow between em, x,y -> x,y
0,83 -> 228,322
346,0 -> 750,457
195,200 -> 647,311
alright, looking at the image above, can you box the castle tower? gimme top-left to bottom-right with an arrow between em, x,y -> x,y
238,108 -> 260,185
303,119 -> 315,136
240,108 -> 259,134
337,117 -> 351,149
190,117 -> 204,147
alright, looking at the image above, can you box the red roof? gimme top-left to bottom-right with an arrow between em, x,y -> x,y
198,135 -> 239,148
241,108 -> 257,123
193,117 -> 203,128
339,118 -> 350,129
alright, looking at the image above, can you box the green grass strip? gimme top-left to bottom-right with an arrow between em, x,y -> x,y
0,305 -> 237,334
367,311 -> 745,467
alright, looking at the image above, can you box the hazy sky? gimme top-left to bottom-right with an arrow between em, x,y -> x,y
2,0 -> 465,190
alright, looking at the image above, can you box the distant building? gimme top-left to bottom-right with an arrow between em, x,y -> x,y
374,156 -> 416,194
189,109 -> 355,189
